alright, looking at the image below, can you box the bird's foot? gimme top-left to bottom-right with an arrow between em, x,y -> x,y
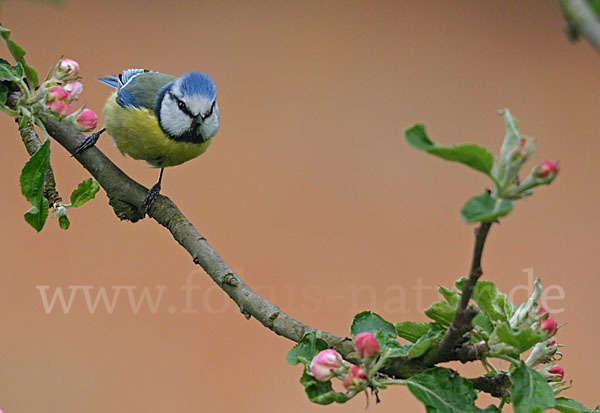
72,128 -> 105,157
142,183 -> 161,216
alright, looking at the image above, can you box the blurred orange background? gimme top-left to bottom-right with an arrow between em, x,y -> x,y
0,1 -> 598,411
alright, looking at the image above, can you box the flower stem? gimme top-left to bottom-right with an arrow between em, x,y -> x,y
492,354 -> 521,366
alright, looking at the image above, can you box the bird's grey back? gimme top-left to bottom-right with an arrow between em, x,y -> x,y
98,70 -> 176,113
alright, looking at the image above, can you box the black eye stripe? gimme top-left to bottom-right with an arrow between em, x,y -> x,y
200,100 -> 217,121
169,92 -> 194,118
169,92 -> 216,121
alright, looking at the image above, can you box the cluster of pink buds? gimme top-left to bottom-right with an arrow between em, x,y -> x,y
341,332 -> 380,390
308,332 -> 381,394
525,306 -> 569,394
46,87 -> 71,116
37,57 -> 98,131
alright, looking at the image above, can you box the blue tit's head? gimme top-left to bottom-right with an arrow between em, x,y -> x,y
156,72 -> 219,144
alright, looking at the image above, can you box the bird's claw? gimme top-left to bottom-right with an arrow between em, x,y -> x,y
72,128 -> 105,157
142,183 -> 161,216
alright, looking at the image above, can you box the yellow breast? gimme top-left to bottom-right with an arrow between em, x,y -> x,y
102,92 -> 211,168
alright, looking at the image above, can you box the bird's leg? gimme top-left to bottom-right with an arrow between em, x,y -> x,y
71,127 -> 106,156
143,168 -> 164,215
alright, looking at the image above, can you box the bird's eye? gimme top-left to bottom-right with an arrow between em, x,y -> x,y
178,101 -> 187,111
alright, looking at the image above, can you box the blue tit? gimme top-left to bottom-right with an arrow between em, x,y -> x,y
73,68 -> 220,214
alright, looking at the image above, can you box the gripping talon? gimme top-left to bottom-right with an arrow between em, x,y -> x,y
142,168 -> 164,216
72,127 -> 106,157
142,184 -> 161,215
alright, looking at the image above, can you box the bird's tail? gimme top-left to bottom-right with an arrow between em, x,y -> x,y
97,75 -> 120,88
97,69 -> 148,89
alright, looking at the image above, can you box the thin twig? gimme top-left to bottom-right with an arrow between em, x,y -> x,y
558,0 -> 600,52
436,222 -> 492,358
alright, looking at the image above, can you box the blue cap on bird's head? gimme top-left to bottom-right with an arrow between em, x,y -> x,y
175,71 -> 216,100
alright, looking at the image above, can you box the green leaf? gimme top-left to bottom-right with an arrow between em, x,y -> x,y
300,371 -> 349,405
7,39 -> 25,62
438,286 -> 460,306
0,83 -> 8,105
406,368 -> 480,412
0,24 -> 10,41
405,124 -> 435,149
374,330 -> 411,358
58,215 -> 70,230
498,109 -> 521,162
23,64 -> 39,88
473,312 -> 494,334
455,278 -> 514,322
286,331 -> 327,365
555,397 -> 600,412
425,300 -> 455,326
350,311 -> 396,337
510,362 -> 555,413
480,406 -> 501,413
12,62 -> 24,80
18,114 -> 30,130
408,324 -> 444,358
20,140 -> 50,206
395,321 -> 432,343
460,192 -> 514,223
0,61 -> 19,81
491,322 -> 546,353
69,178 -> 100,208
587,0 -> 600,16
404,124 -> 494,175
24,196 -> 49,232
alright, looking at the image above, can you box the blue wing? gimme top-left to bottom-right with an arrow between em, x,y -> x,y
98,68 -> 147,89
98,68 -> 150,109
98,69 -> 176,111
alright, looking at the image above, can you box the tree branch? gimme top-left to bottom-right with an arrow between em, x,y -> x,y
39,118 -> 500,395
41,118 -> 353,347
435,222 -> 492,359
558,0 -> 600,52
468,373 -> 510,399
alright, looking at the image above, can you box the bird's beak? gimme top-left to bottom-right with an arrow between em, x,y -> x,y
193,115 -> 204,127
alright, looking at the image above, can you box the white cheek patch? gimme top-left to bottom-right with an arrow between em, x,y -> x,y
160,96 -> 192,137
200,106 -> 220,139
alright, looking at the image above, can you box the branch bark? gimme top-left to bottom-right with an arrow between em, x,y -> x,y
38,118 -> 507,396
558,0 -> 600,52
435,222 -> 492,360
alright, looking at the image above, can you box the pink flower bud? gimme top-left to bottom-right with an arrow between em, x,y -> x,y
58,58 -> 80,77
46,87 -> 71,116
537,306 -> 547,315
548,365 -> 565,380
541,317 -> 557,336
350,365 -> 367,379
511,137 -> 534,162
76,108 -> 98,131
343,365 -> 368,389
354,332 -> 380,358
535,160 -> 559,178
64,81 -> 83,101
310,349 -> 346,382
547,338 -> 556,347
48,87 -> 69,101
